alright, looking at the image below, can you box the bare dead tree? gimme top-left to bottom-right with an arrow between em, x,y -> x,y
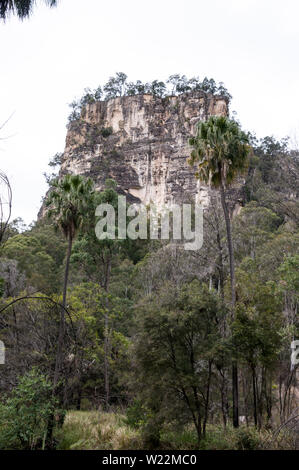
0,115 -> 15,245
0,170 -> 12,245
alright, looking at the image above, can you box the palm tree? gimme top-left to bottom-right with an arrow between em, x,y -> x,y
0,0 -> 57,20
46,174 -> 94,386
188,115 -> 250,428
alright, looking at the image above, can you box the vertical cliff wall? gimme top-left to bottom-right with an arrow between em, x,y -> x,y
60,91 -> 229,207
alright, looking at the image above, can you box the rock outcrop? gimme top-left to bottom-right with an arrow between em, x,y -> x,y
59,91 -> 229,209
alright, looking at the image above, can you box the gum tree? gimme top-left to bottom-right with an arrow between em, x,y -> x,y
71,179 -> 122,409
134,281 -> 225,445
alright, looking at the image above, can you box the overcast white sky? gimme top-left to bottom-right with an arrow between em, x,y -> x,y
1,0 -> 299,224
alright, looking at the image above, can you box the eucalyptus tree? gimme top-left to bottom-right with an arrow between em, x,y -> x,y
134,280 -> 225,445
149,80 -> 166,98
189,115 -> 250,427
71,179 -> 122,409
167,74 -> 190,95
103,72 -> 128,100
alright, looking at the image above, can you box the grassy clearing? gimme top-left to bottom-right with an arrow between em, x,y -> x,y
55,410 -> 142,450
56,411 -> 296,450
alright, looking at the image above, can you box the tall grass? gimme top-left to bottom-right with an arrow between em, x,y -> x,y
56,411 -> 297,450
55,410 -> 142,450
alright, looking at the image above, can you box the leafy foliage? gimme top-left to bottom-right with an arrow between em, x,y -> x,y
188,115 -> 250,187
133,281 -> 226,443
0,368 -> 61,449
46,174 -> 94,240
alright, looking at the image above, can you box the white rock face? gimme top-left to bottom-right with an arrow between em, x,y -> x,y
60,91 -> 229,208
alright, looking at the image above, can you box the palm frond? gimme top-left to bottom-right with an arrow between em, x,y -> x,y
188,115 -> 251,188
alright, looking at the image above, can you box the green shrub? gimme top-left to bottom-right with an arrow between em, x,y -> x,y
0,368 -> 61,450
142,419 -> 161,449
199,425 -> 235,450
125,399 -> 147,429
199,424 -> 261,450
161,427 -> 199,450
235,427 -> 260,450
100,127 -> 113,137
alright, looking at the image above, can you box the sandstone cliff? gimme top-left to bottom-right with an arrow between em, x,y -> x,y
58,91 -> 230,209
